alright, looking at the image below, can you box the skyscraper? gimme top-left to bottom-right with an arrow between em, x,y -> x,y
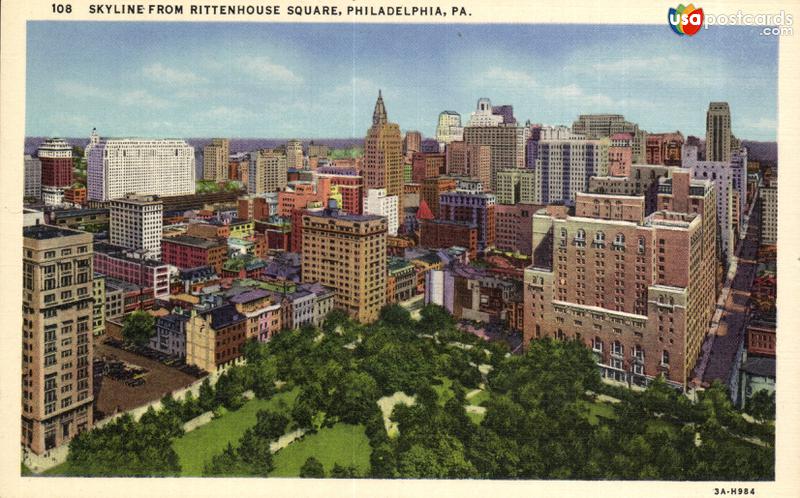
109,193 -> 164,259
463,116 -> 527,191
23,225 -> 95,454
364,91 -> 404,227
87,138 -> 195,201
248,149 -> 288,194
301,205 -> 387,323
572,114 -> 647,164
435,111 -> 463,149
24,155 -> 42,199
38,138 -> 73,188
203,138 -> 230,181
706,102 -> 733,162
286,139 -> 304,170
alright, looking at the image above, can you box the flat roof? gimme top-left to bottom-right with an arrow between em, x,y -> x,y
23,224 -> 85,240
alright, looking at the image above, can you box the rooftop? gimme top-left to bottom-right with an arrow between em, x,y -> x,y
165,235 -> 225,249
23,224 -> 86,240
740,357 -> 776,378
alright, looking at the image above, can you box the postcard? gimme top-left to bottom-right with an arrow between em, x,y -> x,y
1,1 -> 798,497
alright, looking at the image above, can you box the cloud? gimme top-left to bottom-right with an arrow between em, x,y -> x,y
240,56 -> 303,84
119,90 -> 170,109
483,67 -> 536,88
143,63 -> 206,86
544,84 -> 614,108
748,118 -> 777,131
56,81 -> 103,99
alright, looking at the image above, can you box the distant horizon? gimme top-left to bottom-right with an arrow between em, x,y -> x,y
26,22 -> 778,141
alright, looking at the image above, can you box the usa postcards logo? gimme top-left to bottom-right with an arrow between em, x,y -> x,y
668,4 -> 705,36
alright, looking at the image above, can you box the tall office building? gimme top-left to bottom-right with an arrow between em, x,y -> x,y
572,114 -> 646,164
87,138 -> 195,201
248,149 -> 288,194
364,188 -> 399,236
463,99 -> 527,191
445,141 -> 491,190
203,138 -> 230,181
301,205 -> 387,323
403,131 -> 422,157
760,180 -> 777,246
435,111 -> 463,149
706,102 -> 733,162
286,139 -> 304,170
364,91 -> 404,227
109,194 -> 164,259
22,225 -> 94,454
682,145 -> 746,264
38,138 -> 73,188
646,132 -> 684,166
523,176 -> 716,389
24,155 -> 42,199
533,138 -> 610,204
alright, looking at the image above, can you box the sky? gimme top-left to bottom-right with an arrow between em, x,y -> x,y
26,22 -> 779,141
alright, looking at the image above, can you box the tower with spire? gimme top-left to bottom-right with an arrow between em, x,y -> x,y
364,91 -> 404,228
372,89 -> 387,126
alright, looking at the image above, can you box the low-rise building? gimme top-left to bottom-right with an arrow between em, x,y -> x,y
186,304 -> 248,372
149,313 -> 189,358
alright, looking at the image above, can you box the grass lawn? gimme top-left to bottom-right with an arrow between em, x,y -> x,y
645,418 -> 679,436
269,423 -> 371,477
173,388 -> 299,476
467,389 -> 490,407
432,376 -> 454,406
467,411 -> 485,425
39,461 -> 71,476
578,399 -> 617,425
21,463 -> 33,476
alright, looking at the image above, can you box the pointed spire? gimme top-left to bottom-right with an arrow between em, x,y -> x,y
372,90 -> 387,126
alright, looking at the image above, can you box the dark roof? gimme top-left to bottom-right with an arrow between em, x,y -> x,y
49,208 -> 109,218
23,224 -> 85,240
207,304 -> 246,329
94,242 -> 168,267
229,289 -> 270,304
741,357 -> 776,378
165,235 -> 225,249
180,266 -> 216,280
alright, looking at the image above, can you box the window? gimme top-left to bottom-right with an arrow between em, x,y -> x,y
614,233 -> 625,245
592,337 -> 603,352
661,350 -> 670,366
612,341 -> 623,357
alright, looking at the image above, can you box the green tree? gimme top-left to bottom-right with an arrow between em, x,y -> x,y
236,428 -> 274,475
299,456 -> 326,478
122,311 -> 155,347
378,303 -> 412,328
252,410 -> 289,441
198,378 -> 216,412
746,390 -> 776,421
330,463 -> 359,478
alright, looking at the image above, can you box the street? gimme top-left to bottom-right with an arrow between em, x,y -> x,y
693,199 -> 762,387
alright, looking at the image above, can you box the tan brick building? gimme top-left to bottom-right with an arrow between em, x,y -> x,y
203,138 -> 230,181
523,176 -> 716,389
420,177 -> 457,219
364,91 -> 404,227
301,208 -> 387,323
22,225 -> 94,454
445,141 -> 491,190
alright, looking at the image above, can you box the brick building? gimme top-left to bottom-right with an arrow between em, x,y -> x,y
161,235 -> 228,274
523,177 -> 717,389
22,225 -> 94,454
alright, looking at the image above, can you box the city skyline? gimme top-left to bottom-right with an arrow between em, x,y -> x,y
27,22 -> 778,140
